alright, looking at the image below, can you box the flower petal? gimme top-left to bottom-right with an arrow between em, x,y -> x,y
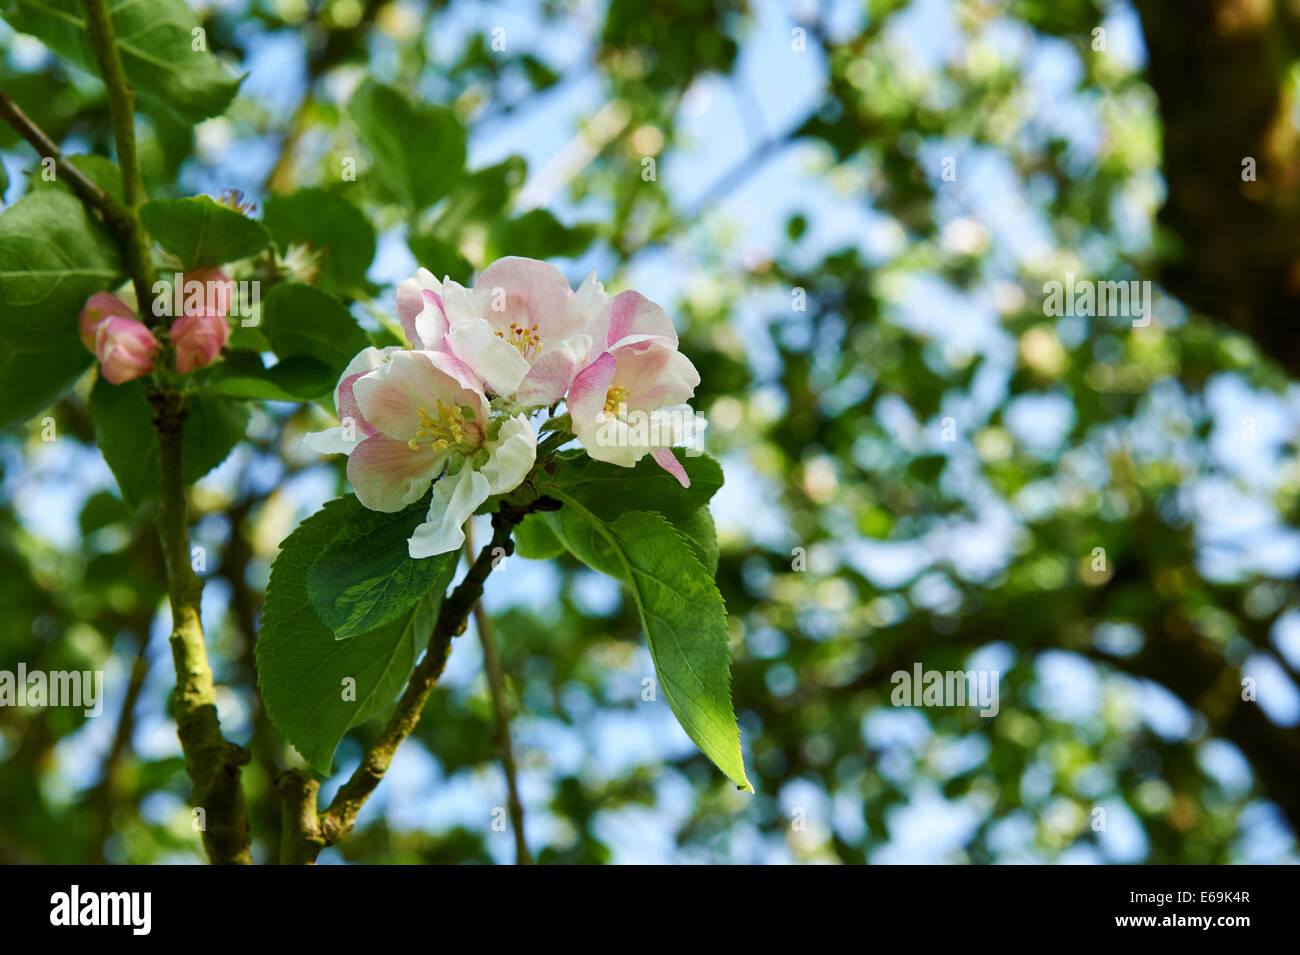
567,350 -> 617,428
611,343 -> 700,409
408,465 -> 491,557
412,292 -> 449,349
346,434 -> 447,512
396,268 -> 441,345
515,334 -> 591,408
303,425 -> 357,455
352,350 -> 467,440
480,414 -> 537,495
474,256 -> 579,340
651,448 -> 690,488
445,317 -> 530,397
604,290 -> 678,350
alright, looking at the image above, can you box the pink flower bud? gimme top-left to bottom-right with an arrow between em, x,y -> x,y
79,291 -> 137,352
181,267 -> 234,320
94,316 -> 159,385
168,267 -> 233,373
169,311 -> 230,374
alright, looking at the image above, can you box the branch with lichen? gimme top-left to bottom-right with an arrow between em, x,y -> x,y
276,496 -> 557,864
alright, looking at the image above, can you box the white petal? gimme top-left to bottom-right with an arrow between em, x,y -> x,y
408,465 -> 491,558
440,280 -> 480,325
446,317 -> 530,397
480,414 -> 537,495
334,346 -> 395,409
303,426 -> 358,456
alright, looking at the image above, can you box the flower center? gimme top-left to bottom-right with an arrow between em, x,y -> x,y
408,400 -> 475,452
495,321 -> 542,360
604,385 -> 630,415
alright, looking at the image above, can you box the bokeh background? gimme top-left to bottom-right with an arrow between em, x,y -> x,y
3,0 -> 1300,863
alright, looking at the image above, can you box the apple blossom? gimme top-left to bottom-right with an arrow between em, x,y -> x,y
305,348 -> 537,557
434,256 -> 606,407
567,290 -> 706,487
78,292 -> 159,385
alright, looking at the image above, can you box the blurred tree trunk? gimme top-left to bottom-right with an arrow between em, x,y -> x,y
1135,0 -> 1300,828
1136,0 -> 1300,375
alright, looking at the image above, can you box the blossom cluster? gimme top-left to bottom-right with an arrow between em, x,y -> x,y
78,267 -> 233,383
305,256 -> 707,558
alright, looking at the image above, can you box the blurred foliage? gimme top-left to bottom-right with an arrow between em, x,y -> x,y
1,0 -> 1298,864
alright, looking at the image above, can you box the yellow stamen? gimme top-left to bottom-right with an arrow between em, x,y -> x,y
604,385 -> 630,415
493,321 -> 542,359
408,399 -> 472,452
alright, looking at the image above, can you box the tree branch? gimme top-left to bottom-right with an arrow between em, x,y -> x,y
77,0 -> 157,314
0,90 -> 155,310
0,93 -> 123,216
309,510 -> 524,852
149,388 -> 252,864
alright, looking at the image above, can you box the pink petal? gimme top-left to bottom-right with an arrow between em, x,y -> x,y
396,270 -> 442,345
474,256 -> 580,341
651,448 -> 690,488
567,351 -> 617,426
336,371 -> 377,438
605,290 -> 678,349
346,434 -> 446,512
515,347 -> 580,408
351,351 -> 466,440
79,292 -> 135,351
444,318 -> 530,398
611,342 -> 700,408
412,291 -> 448,348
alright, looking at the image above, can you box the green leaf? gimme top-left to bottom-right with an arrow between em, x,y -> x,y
348,80 -> 466,211
256,496 -> 458,773
90,379 -> 249,507
78,490 -> 132,536
513,512 -> 565,560
544,497 -> 750,791
0,191 -> 120,428
487,209 -> 596,261
202,350 -> 335,401
0,0 -> 241,124
425,156 -> 526,250
0,190 -> 121,344
307,494 -> 459,638
262,189 -> 376,294
538,450 -> 724,525
678,506 -> 719,575
28,154 -> 124,203
139,196 -> 271,269
407,232 -> 473,286
261,283 -> 370,377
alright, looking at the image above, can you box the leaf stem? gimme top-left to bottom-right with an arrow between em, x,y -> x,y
77,0 -> 157,315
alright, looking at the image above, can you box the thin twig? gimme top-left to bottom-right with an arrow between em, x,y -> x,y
466,521 -> 531,864
0,93 -> 125,216
313,509 -> 526,850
